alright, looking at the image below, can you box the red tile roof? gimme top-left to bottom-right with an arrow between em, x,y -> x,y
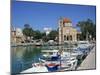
63,18 -> 72,23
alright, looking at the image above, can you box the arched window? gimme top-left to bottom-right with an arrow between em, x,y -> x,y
64,35 -> 67,40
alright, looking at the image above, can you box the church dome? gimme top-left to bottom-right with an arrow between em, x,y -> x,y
63,18 -> 72,23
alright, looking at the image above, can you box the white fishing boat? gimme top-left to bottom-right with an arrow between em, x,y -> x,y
77,41 -> 91,49
41,48 -> 83,59
77,41 -> 94,55
39,55 -> 77,71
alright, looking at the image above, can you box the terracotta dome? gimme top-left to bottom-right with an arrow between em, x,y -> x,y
63,18 -> 72,23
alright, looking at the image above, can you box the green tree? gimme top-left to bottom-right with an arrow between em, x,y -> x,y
41,32 -> 49,42
77,19 -> 96,40
33,30 -> 42,40
23,24 -> 34,40
48,30 -> 58,40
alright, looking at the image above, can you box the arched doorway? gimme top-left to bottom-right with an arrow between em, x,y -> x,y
69,35 -> 72,40
67,35 -> 72,41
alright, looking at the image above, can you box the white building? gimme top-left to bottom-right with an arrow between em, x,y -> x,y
16,28 -> 23,37
43,27 -> 52,36
11,27 -> 25,44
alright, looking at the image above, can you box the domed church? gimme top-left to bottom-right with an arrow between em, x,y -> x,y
58,18 -> 81,44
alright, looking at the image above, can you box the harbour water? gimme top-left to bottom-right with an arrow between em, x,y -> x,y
11,45 -> 43,74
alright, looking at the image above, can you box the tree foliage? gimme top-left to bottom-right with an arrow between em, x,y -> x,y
23,24 -> 34,37
77,19 -> 96,40
33,30 -> 42,39
48,30 -> 58,40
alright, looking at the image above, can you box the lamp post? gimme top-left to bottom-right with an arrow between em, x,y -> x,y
66,29 -> 71,59
86,32 -> 89,41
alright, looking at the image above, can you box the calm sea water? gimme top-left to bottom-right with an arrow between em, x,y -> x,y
11,45 -> 44,74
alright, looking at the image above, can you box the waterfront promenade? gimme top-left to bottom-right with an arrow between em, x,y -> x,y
77,46 -> 96,70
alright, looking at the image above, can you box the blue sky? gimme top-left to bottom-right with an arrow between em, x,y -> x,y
11,1 -> 96,31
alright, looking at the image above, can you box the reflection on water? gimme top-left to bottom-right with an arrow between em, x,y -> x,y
11,46 -> 42,74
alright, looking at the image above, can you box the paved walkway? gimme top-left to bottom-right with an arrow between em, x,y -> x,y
77,46 -> 96,70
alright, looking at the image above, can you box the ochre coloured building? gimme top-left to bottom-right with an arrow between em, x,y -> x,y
58,18 -> 81,44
